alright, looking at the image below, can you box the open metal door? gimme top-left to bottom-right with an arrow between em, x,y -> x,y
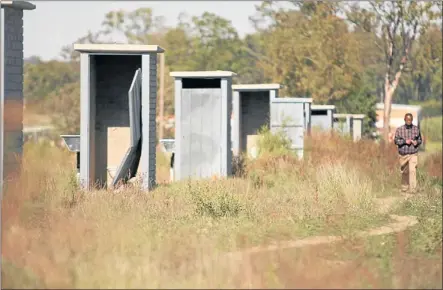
112,68 -> 142,187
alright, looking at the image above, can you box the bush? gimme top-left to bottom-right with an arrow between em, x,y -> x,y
256,125 -> 293,157
410,99 -> 443,118
421,116 -> 442,142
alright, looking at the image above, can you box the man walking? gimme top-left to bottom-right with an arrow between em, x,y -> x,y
394,113 -> 422,194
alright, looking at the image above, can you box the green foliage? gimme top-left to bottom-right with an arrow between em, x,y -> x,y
411,99 -> 443,118
23,3 -> 442,136
421,116 -> 442,142
396,193 -> 442,255
332,73 -> 378,135
398,25 -> 443,103
254,2 -> 362,102
188,182 -> 243,218
44,82 -> 81,135
24,60 -> 79,104
256,125 -> 293,157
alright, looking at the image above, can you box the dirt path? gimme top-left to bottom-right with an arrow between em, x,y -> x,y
226,195 -> 415,258
182,195 -> 419,288
226,214 -> 417,258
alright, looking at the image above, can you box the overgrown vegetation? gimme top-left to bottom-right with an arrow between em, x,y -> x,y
9,1 -> 443,287
256,125 -> 292,157
421,116 -> 442,143
2,132 -> 441,288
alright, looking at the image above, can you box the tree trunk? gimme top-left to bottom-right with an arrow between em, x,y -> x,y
383,84 -> 393,147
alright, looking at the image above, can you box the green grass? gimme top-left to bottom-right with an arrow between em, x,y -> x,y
425,140 -> 442,154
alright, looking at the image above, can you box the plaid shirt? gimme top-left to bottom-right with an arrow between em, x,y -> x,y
394,124 -> 422,155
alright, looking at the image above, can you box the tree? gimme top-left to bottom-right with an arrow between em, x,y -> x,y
347,1 -> 439,143
44,82 -> 81,135
24,60 -> 79,106
405,25 -> 442,102
332,73 -> 378,135
60,30 -> 103,62
100,7 -> 166,44
251,1 -> 362,102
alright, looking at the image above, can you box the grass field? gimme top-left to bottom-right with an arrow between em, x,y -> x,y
1,132 -> 442,288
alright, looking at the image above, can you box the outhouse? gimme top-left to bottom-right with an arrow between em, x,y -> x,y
231,83 -> 281,157
0,1 -> 36,193
171,71 -> 235,181
333,113 -> 365,142
311,105 -> 336,131
333,114 -> 352,136
351,114 -> 365,142
270,96 -> 312,159
74,44 -> 164,191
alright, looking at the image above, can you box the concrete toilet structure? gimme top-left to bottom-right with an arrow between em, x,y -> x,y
74,44 -> 164,191
351,114 -> 365,142
231,83 -> 281,158
333,113 -> 365,142
311,104 -> 336,132
333,114 -> 352,136
0,1 -> 35,193
171,71 -> 235,181
270,96 -> 312,159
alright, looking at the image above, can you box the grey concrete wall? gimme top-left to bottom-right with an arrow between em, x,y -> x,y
352,119 -> 363,142
221,78 -> 232,177
270,97 -> 307,159
2,7 -> 24,182
304,102 -> 311,133
239,91 -> 270,153
174,77 -> 233,181
179,87 -> 222,179
311,112 -> 333,131
140,53 -> 157,189
93,55 -> 142,186
333,118 -> 351,135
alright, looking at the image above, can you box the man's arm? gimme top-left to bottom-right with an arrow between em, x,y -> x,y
413,129 -> 422,147
394,128 -> 405,146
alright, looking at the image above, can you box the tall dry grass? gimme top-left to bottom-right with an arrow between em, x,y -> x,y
1,133 -> 441,288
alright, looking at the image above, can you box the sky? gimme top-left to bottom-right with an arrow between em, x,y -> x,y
22,1 -> 262,61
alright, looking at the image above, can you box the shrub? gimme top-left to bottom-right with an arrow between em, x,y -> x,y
256,125 -> 293,157
410,99 -> 443,118
421,116 -> 442,142
187,181 -> 244,219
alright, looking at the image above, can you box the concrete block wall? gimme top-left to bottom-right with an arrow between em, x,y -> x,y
145,53 -> 157,188
2,7 -> 24,182
94,55 -> 142,185
240,91 -> 269,153
75,44 -> 164,191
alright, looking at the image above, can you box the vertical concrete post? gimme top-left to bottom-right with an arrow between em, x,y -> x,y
140,53 -> 158,190
79,53 -> 95,190
0,1 -> 36,193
